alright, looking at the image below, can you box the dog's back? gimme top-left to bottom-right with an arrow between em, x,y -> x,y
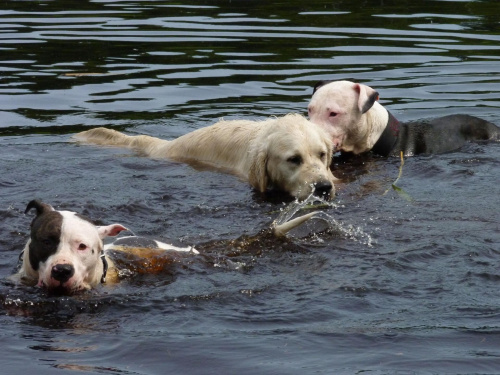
430,114 -> 499,141
160,119 -> 262,167
75,120 -> 263,174
396,114 -> 500,155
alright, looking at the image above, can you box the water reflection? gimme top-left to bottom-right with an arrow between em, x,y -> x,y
1,0 -> 499,129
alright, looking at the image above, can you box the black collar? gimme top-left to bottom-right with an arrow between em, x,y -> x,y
371,111 -> 400,157
100,252 -> 108,283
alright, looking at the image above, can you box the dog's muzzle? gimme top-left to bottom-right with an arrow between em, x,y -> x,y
313,181 -> 333,197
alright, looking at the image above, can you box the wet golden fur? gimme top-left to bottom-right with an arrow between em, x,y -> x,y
75,113 -> 336,199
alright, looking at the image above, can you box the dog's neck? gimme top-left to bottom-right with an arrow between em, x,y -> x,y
371,111 -> 400,156
365,103 -> 400,156
79,250 -> 109,287
88,252 -> 109,285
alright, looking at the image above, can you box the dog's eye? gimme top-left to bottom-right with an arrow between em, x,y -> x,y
319,151 -> 326,159
78,243 -> 87,251
287,155 -> 303,165
329,112 -> 338,117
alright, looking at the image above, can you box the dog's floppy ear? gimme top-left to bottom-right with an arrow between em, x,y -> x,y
248,145 -> 269,193
25,200 -> 54,216
97,224 -> 128,239
312,80 -> 334,95
355,83 -> 379,114
326,135 -> 334,165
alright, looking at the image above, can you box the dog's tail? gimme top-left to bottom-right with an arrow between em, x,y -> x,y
75,128 -> 167,157
272,212 -> 317,237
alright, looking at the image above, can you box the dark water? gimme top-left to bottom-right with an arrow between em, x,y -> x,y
1,0 -> 500,374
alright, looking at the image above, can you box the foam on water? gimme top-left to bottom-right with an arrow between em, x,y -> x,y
273,193 -> 374,247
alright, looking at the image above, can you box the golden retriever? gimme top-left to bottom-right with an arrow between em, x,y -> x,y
75,114 -> 336,200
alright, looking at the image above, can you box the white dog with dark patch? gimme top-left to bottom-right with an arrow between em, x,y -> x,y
12,200 -> 320,294
308,80 -> 499,156
14,200 -> 129,294
13,200 -> 198,294
75,114 -> 336,200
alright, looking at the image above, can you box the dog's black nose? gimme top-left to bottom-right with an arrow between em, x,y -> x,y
313,181 -> 333,197
51,264 -> 75,283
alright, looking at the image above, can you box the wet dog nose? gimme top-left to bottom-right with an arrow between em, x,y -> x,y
51,264 -> 75,283
313,181 -> 333,197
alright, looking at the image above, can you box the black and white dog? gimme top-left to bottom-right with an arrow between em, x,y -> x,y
308,80 -> 499,156
13,200 -> 196,294
12,200 -> 316,294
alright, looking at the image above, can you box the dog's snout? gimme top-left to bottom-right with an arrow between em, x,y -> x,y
51,263 -> 75,283
313,181 -> 333,197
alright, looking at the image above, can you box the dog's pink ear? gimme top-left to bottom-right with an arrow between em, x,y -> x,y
354,83 -> 379,114
97,224 -> 128,239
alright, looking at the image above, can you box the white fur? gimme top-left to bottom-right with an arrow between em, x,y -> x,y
16,209 -> 127,293
75,113 -> 337,200
308,80 -> 389,154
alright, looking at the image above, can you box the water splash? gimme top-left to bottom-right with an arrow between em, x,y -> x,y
273,193 -> 374,247
272,193 -> 336,227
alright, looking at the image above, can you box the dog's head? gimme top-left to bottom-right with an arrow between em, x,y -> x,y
308,80 -> 380,153
248,114 -> 336,200
22,200 -> 127,294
